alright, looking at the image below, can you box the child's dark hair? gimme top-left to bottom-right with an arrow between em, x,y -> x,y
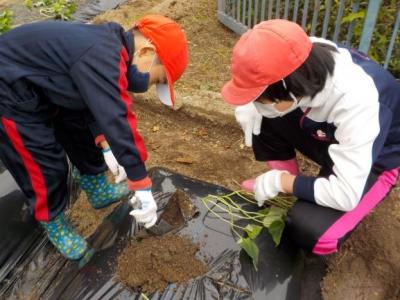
258,42 -> 338,102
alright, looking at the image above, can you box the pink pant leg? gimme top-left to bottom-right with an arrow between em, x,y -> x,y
313,168 -> 399,255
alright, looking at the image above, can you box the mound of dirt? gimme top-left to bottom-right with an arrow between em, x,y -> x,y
321,190 -> 400,300
116,234 -> 207,294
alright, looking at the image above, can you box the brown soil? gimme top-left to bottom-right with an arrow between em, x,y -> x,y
68,99 -> 266,236
67,191 -> 120,237
159,189 -> 195,227
138,99 -> 267,186
174,189 -> 198,220
158,193 -> 184,227
321,189 -> 400,300
116,234 -> 207,294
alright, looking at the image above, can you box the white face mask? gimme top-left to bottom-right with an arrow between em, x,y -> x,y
254,79 -> 300,118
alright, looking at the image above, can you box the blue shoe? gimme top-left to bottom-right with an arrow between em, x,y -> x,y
77,172 -> 129,209
40,213 -> 88,260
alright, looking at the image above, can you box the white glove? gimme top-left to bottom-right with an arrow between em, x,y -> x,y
129,190 -> 157,228
102,148 -> 127,183
254,170 -> 288,207
235,102 -> 263,147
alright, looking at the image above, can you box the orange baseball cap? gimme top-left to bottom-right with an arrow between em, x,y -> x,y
135,15 -> 189,106
221,19 -> 312,105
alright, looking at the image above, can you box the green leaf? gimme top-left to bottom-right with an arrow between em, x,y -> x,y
244,224 -> 263,240
237,237 -> 259,270
257,208 -> 270,216
267,219 -> 285,246
262,206 -> 286,227
262,206 -> 286,246
341,11 -> 365,24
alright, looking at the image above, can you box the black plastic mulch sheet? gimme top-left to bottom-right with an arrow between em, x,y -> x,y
0,166 -> 325,299
73,0 -> 127,23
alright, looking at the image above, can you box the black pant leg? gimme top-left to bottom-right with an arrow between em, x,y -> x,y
285,166 -> 398,254
53,108 -> 107,176
0,117 -> 68,222
285,201 -> 344,253
254,109 -> 334,171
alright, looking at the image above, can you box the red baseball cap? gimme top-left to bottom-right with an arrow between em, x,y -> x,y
221,19 -> 312,105
135,15 -> 189,106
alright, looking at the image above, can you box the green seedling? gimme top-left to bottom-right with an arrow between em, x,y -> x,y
202,191 -> 296,270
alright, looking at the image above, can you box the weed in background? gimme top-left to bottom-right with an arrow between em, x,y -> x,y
311,1 -> 399,78
226,0 -> 399,77
24,0 -> 76,21
0,9 -> 13,33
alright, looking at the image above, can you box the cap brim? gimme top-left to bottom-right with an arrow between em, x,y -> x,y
156,67 -> 174,106
221,79 -> 267,105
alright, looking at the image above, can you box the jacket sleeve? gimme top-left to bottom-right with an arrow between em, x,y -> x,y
87,115 -> 107,146
69,41 -> 148,182
293,94 -> 392,211
82,109 -> 105,145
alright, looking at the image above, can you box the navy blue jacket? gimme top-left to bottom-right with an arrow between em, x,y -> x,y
0,21 -> 148,181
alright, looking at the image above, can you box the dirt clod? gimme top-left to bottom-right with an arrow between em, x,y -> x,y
159,192 -> 185,227
174,189 -> 196,220
116,234 -> 207,294
161,189 -> 196,227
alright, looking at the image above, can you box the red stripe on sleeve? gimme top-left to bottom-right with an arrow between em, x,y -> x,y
2,117 -> 49,222
128,176 -> 152,190
95,134 -> 106,147
118,47 -> 147,162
